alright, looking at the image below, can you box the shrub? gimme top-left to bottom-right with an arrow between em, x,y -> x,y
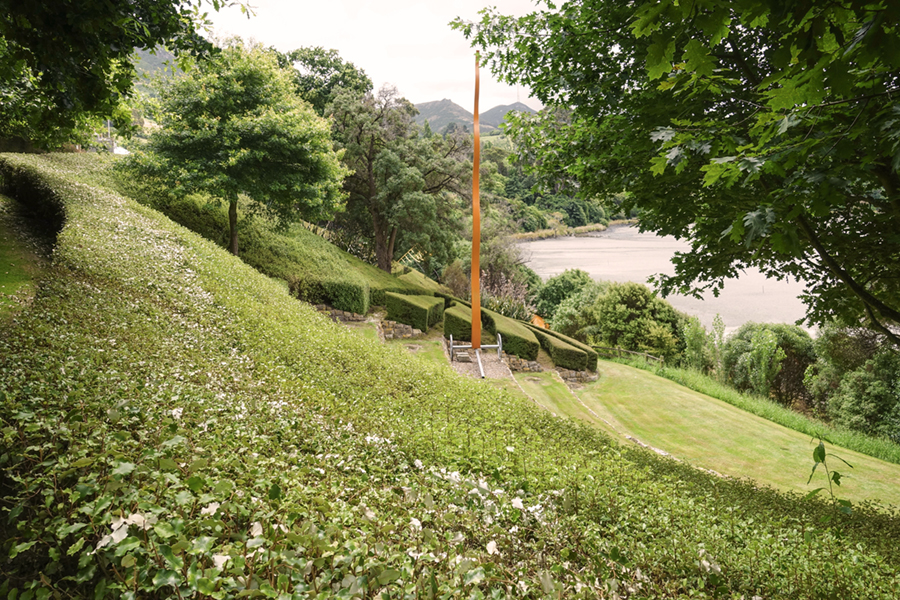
592,281 -> 684,361
527,323 -> 599,372
480,271 -> 535,321
482,308 -> 540,361
534,268 -> 593,321
549,280 -> 607,340
443,303 -> 479,342
827,351 -> 900,441
385,292 -> 443,331
723,322 -> 815,405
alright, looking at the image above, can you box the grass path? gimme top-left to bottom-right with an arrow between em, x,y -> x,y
572,360 -> 900,508
0,194 -> 45,318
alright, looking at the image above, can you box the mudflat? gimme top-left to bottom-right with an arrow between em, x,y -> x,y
519,225 -> 808,333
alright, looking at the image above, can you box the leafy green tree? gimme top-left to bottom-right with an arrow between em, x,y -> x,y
534,268 -> 593,321
126,41 -> 348,256
329,86 -> 470,272
0,0 -> 235,146
591,281 -> 684,360
274,46 -> 372,116
458,0 -> 900,342
827,351 -> 900,440
723,323 -> 815,404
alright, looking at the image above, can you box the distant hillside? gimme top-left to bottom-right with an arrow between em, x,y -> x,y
132,46 -> 179,95
480,101 -> 536,128
414,99 -> 481,133
414,99 -> 535,134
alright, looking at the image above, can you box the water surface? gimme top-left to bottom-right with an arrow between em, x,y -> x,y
519,226 -> 809,333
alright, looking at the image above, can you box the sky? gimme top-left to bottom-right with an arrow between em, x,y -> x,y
207,0 -> 544,111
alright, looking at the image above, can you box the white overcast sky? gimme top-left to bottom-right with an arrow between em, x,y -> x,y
207,0 -> 544,111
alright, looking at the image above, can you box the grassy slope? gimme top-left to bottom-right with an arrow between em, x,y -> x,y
620,358 -> 900,464
2,153 -> 900,599
387,335 -> 900,508
0,195 -> 45,317
575,361 -> 900,507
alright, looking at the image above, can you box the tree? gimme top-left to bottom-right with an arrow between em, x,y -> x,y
534,268 -> 593,321
329,85 -> 470,272
274,47 -> 372,116
723,323 -> 815,404
0,0 -> 236,146
127,41 -> 348,256
457,0 -> 900,343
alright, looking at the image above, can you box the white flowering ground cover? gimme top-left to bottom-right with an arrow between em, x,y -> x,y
1,153 -> 900,599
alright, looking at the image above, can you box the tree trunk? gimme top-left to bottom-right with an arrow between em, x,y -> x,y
371,209 -> 394,272
228,199 -> 239,256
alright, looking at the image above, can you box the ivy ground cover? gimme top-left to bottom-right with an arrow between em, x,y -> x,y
1,153 -> 900,598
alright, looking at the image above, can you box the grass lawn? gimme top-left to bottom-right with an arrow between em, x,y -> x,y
575,360 -> 900,508
0,194 -> 44,318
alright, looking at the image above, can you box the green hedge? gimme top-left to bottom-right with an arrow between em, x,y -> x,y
527,323 -> 599,371
443,304 -> 474,341
483,308 -> 540,361
442,303 -> 540,361
288,273 -> 370,315
528,326 -> 588,370
385,292 -> 444,331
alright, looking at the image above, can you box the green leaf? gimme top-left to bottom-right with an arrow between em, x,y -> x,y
813,442 -> 826,464
152,570 -> 180,589
154,522 -> 177,539
268,483 -> 282,500
683,39 -> 714,77
803,487 -> 824,501
377,569 -> 401,585
646,38 -> 676,80
71,457 -> 95,468
111,462 -> 136,477
67,537 -> 86,556
186,476 -> 205,493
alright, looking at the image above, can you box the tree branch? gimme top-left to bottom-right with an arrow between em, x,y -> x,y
795,212 -> 900,326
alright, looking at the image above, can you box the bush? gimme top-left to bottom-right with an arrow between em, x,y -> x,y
549,281 -> 607,340
592,282 -> 684,361
527,323 -> 599,372
385,292 -> 443,331
483,308 -> 540,361
723,322 -> 815,405
534,268 -> 593,321
443,304 -> 476,341
827,351 -> 900,441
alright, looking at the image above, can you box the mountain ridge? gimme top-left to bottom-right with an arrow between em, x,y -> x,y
414,98 -> 535,134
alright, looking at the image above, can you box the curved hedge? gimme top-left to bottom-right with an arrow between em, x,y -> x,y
385,292 -> 444,331
528,325 -> 588,370
527,323 -> 599,372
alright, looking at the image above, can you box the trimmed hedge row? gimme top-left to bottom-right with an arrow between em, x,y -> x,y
289,273 -> 370,315
483,308 -> 540,361
528,326 -> 588,371
526,323 -> 599,372
443,304 -> 475,341
442,303 -> 539,361
385,292 -> 444,331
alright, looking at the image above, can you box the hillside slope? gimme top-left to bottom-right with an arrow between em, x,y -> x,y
1,153 -> 900,598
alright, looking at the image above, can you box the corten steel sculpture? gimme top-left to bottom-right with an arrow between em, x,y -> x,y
470,53 -> 482,349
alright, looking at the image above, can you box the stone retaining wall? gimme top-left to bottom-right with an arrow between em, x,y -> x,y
316,305 -> 366,322
557,368 -> 599,384
501,351 -> 543,372
381,320 -> 423,340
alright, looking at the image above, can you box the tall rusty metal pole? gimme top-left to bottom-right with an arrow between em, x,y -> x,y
470,53 -> 482,349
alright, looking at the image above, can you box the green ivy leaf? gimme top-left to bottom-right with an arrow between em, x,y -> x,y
111,462 -> 136,477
